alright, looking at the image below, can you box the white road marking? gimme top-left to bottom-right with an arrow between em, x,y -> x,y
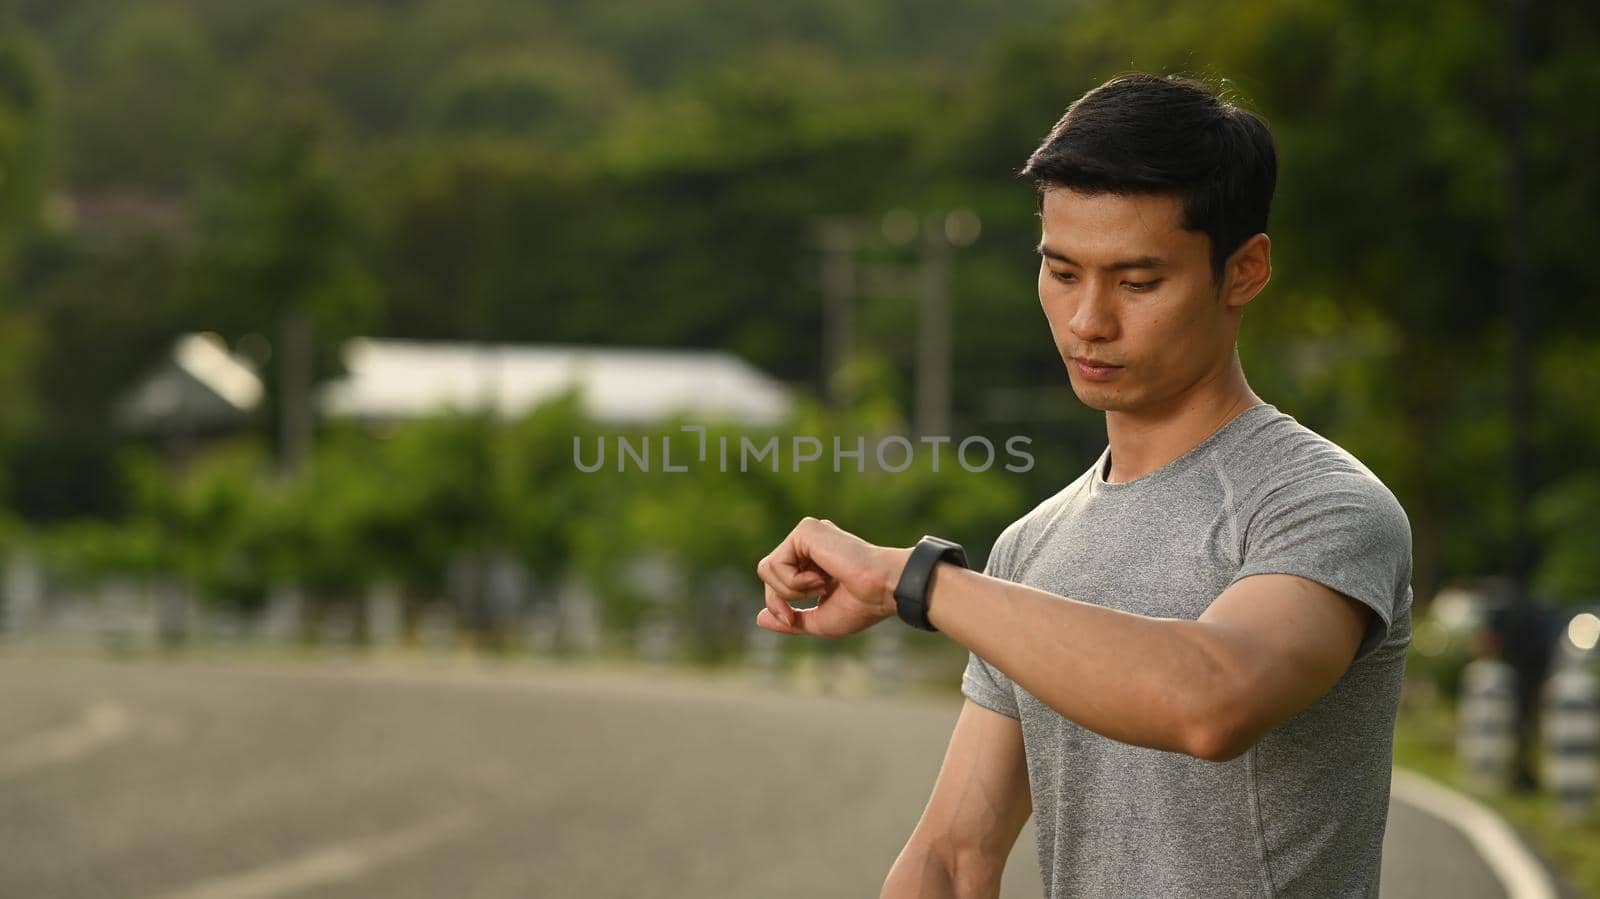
0,701 -> 134,779
147,810 -> 479,899
1391,767 -> 1560,899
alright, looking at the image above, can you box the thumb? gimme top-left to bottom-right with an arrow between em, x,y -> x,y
755,608 -> 802,635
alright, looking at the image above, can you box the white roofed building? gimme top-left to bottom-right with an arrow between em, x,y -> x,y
317,339 -> 793,426
116,333 -> 265,434
117,336 -> 794,444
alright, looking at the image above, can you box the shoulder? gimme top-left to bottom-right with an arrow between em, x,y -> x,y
1219,409 -> 1414,655
1221,407 -> 1405,511
1215,407 -> 1411,548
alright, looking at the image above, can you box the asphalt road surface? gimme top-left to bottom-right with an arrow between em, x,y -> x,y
0,651 -> 1512,898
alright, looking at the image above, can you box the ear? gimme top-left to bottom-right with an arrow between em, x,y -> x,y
1223,233 -> 1272,309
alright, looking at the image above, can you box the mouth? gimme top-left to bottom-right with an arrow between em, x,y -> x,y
1070,357 -> 1123,381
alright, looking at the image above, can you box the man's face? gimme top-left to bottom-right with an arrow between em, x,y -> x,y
1035,188 -> 1245,415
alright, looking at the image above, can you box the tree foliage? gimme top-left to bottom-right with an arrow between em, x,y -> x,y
2,0 -> 1597,607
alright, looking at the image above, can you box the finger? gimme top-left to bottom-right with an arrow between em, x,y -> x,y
759,555 -> 825,603
759,607 -> 811,635
778,605 -> 827,637
786,518 -> 867,596
788,567 -> 829,595
766,543 -> 832,596
763,575 -> 815,603
763,582 -> 795,628
755,607 -> 792,633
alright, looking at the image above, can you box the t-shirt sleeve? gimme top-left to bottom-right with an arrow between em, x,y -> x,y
962,653 -> 1020,719
961,535 -> 1021,719
1232,469 -> 1413,661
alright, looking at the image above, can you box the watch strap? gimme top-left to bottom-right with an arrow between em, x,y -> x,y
893,536 -> 969,632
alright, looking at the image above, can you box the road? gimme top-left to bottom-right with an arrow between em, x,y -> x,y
0,651 -> 1515,898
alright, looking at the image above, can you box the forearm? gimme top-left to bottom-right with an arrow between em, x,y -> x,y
881,841 -> 1001,899
924,563 -> 1243,758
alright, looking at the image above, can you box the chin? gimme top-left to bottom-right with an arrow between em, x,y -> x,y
1068,382 -> 1130,412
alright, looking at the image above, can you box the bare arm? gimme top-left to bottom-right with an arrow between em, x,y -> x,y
923,565 -> 1372,760
882,699 -> 1032,899
756,518 -> 1373,761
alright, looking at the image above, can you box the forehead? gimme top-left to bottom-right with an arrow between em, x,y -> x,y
1038,188 -> 1207,265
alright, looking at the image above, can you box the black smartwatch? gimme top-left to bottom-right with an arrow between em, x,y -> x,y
893,536 -> 969,632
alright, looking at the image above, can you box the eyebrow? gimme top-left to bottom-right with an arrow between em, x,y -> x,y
1034,244 -> 1166,271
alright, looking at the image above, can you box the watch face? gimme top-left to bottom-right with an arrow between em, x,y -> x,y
925,536 -> 969,570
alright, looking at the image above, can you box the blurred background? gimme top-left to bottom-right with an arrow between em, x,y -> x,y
0,0 -> 1596,896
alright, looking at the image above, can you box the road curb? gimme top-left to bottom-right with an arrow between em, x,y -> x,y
1391,767 -> 1562,899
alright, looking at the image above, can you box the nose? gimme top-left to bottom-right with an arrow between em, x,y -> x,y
1067,281 -> 1118,343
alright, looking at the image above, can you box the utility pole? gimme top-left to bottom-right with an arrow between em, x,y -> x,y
1498,0 -> 1548,796
1504,0 -> 1536,603
916,225 -> 952,439
818,208 -> 977,432
916,210 -> 981,440
817,217 -> 857,407
278,304 -> 314,474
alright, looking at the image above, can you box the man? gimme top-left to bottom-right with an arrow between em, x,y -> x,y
754,73 -> 1412,898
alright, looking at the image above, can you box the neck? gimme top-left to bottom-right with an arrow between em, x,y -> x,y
1102,354 -> 1260,484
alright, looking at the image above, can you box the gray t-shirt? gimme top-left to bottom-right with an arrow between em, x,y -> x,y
962,403 -> 1412,898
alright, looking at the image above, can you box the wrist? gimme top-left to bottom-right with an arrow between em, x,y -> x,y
877,546 -> 914,622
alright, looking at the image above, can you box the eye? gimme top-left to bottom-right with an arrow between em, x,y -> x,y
1049,269 -> 1076,284
1124,279 -> 1161,292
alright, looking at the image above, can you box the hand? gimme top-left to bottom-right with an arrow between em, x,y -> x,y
754,517 -> 910,638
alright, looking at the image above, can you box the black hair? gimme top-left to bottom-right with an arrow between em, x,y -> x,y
1022,73 -> 1276,281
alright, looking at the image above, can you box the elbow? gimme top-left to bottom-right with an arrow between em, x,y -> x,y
1185,722 -> 1256,763
1180,679 -> 1261,763
943,840 -> 1007,897
884,838 -> 1002,899
1178,631 -> 1264,763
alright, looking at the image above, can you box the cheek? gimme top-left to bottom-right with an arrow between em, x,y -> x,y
1045,303 -> 1082,353
1160,298 -> 1226,367
1037,282 -> 1066,333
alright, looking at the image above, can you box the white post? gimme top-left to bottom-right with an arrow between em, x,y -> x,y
525,601 -> 560,656
484,554 -> 529,638
1542,658 -> 1598,819
626,555 -> 682,667
263,584 -> 305,642
557,577 -> 601,655
868,626 -> 904,692
746,626 -> 784,685
1,551 -> 45,636
366,581 -> 403,646
419,602 -> 458,652
155,579 -> 191,649
637,618 -> 677,669
319,602 -> 358,649
1459,658 -> 1519,791
98,578 -> 140,652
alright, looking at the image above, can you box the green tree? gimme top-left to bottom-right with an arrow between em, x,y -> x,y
347,415 -> 500,642
120,442 -> 276,623
495,392 -> 599,584
0,27 -> 50,513
65,4 -> 221,191
186,111 -> 379,469
949,0 -> 1600,600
